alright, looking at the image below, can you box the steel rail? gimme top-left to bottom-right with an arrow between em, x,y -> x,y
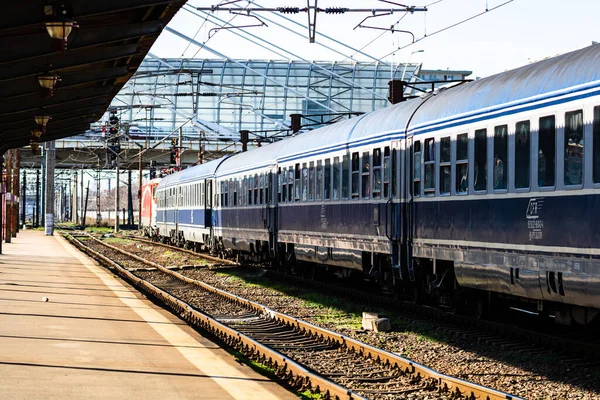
65,233 -> 364,400
77,233 -> 522,400
119,234 -> 238,266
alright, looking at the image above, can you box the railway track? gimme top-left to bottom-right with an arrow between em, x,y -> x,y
120,234 -> 600,361
65,232 -> 519,400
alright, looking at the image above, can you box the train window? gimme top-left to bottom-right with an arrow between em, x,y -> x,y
456,133 -> 468,194
288,167 -> 294,202
372,149 -> 382,199
302,163 -> 308,201
351,152 -> 360,198
515,121 -> 530,189
564,110 -> 584,186
282,168 -> 287,203
324,159 -> 331,200
259,174 -> 265,205
594,107 -> 600,183
225,182 -> 229,207
248,176 -> 253,205
383,147 -> 390,198
230,180 -> 234,206
278,168 -> 282,203
266,173 -> 270,204
233,180 -> 238,206
373,149 -> 382,199
220,182 -> 225,207
254,174 -> 259,204
413,141 -> 421,197
333,157 -> 340,200
474,129 -> 487,192
494,125 -> 508,190
361,152 -> 371,199
309,162 -> 315,201
440,136 -> 451,195
342,155 -> 349,199
424,138 -> 435,196
316,160 -> 323,200
538,116 -> 556,187
295,164 -> 301,202
239,179 -> 244,206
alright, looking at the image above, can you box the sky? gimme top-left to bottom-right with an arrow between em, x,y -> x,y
148,0 -> 599,79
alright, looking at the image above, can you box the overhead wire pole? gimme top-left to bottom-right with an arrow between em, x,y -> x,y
197,2 -> 426,44
307,0 -> 318,43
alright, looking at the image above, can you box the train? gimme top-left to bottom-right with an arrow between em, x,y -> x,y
140,44 -> 600,326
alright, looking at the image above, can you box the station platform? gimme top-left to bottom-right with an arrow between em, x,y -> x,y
0,230 -> 294,400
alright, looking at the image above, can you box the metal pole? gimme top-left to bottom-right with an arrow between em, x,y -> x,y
35,169 -> 40,227
73,170 -> 78,224
114,164 -> 120,232
127,169 -> 133,226
41,148 -> 46,227
96,168 -> 101,226
5,150 -> 12,243
107,178 -> 111,224
138,153 -> 142,231
13,149 -> 19,235
80,168 -> 84,225
21,169 -> 26,226
0,151 -> 4,254
83,181 -> 90,228
45,141 -> 55,235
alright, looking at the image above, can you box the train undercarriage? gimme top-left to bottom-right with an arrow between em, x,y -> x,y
151,228 -> 599,327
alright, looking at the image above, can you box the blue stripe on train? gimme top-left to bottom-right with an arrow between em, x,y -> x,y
413,193 -> 600,249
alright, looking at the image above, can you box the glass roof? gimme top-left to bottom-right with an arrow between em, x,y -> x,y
89,57 -> 422,144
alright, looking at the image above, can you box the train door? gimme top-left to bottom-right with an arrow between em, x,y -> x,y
204,179 -> 212,227
386,140 -> 403,284
265,169 -> 278,258
404,136 -> 417,283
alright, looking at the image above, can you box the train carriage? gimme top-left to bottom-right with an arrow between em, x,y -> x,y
213,144 -> 284,258
406,45 -> 600,323
155,157 -> 227,249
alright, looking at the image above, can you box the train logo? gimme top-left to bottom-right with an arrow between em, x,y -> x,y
526,198 -> 544,241
526,198 -> 544,219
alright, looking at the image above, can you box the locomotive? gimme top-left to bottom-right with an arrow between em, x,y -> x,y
141,44 -> 600,325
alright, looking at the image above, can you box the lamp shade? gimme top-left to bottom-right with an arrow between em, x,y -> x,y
34,115 -> 52,127
45,21 -> 74,40
31,128 -> 43,139
38,74 -> 60,90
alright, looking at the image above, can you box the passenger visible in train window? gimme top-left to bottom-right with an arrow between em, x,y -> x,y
302,167 -> 309,201
564,110 -> 583,185
457,167 -> 468,193
494,153 -> 504,190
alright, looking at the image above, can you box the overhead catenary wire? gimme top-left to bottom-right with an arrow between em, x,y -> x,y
186,5 -> 389,101
377,0 -> 516,60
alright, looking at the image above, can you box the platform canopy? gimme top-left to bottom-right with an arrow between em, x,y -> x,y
0,1 -> 186,154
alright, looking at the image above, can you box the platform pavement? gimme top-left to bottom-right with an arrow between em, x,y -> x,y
0,230 -> 295,399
